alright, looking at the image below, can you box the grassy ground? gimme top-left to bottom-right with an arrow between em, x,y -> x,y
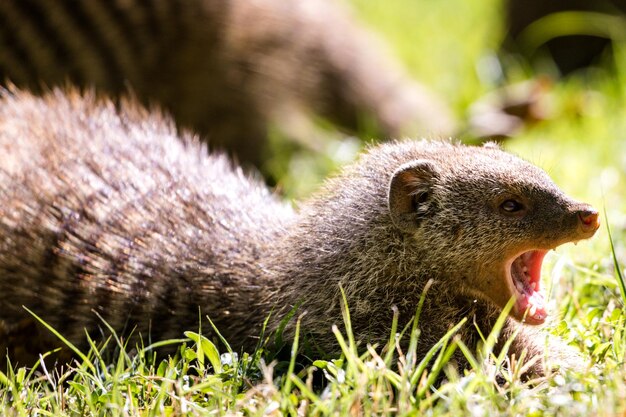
2,0 -> 626,415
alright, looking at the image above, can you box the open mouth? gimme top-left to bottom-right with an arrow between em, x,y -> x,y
508,250 -> 548,324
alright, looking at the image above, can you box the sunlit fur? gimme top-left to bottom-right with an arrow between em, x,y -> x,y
277,140 -> 594,375
0,90 -> 591,375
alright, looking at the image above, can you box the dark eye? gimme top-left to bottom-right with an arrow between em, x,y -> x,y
412,191 -> 429,206
500,199 -> 524,213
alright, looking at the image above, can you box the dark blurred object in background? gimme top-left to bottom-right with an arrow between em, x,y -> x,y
505,0 -> 626,75
468,78 -> 552,139
0,0 -> 455,173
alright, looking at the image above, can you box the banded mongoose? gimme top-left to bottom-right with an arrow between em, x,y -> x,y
0,0 -> 454,168
0,89 -> 599,375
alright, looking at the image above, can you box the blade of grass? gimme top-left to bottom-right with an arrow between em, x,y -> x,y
410,317 -> 468,387
338,285 -> 357,357
383,306 -> 400,366
281,315 -> 302,402
274,302 -> 301,348
482,297 -> 515,358
92,310 -> 132,366
23,306 -> 96,374
604,207 -> 626,306
206,316 -> 233,355
289,373 -> 329,414
405,279 -> 434,367
25,347 -> 62,382
417,338 -> 459,397
184,331 -> 222,373
84,332 -> 112,380
453,338 -> 482,373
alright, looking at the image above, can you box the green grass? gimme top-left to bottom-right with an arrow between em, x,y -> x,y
2,256 -> 626,416
3,0 -> 626,415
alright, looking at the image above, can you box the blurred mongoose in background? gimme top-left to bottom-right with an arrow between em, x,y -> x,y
0,89 -> 599,375
0,0 -> 454,169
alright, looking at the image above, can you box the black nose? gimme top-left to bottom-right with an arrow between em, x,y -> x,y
578,207 -> 600,233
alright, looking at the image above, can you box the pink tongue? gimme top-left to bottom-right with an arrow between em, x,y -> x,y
518,250 -> 548,323
527,250 -> 547,286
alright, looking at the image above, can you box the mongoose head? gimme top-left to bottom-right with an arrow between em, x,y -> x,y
387,141 -> 599,325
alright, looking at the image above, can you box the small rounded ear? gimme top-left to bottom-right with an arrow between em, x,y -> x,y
388,160 -> 438,232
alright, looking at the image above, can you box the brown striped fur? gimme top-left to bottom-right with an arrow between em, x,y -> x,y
0,0 -> 454,169
0,90 -> 595,376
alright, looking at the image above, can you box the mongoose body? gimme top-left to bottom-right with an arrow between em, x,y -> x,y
0,0 -> 453,168
0,90 -> 598,373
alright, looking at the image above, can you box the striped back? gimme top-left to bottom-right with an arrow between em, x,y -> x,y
0,0 -> 455,169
